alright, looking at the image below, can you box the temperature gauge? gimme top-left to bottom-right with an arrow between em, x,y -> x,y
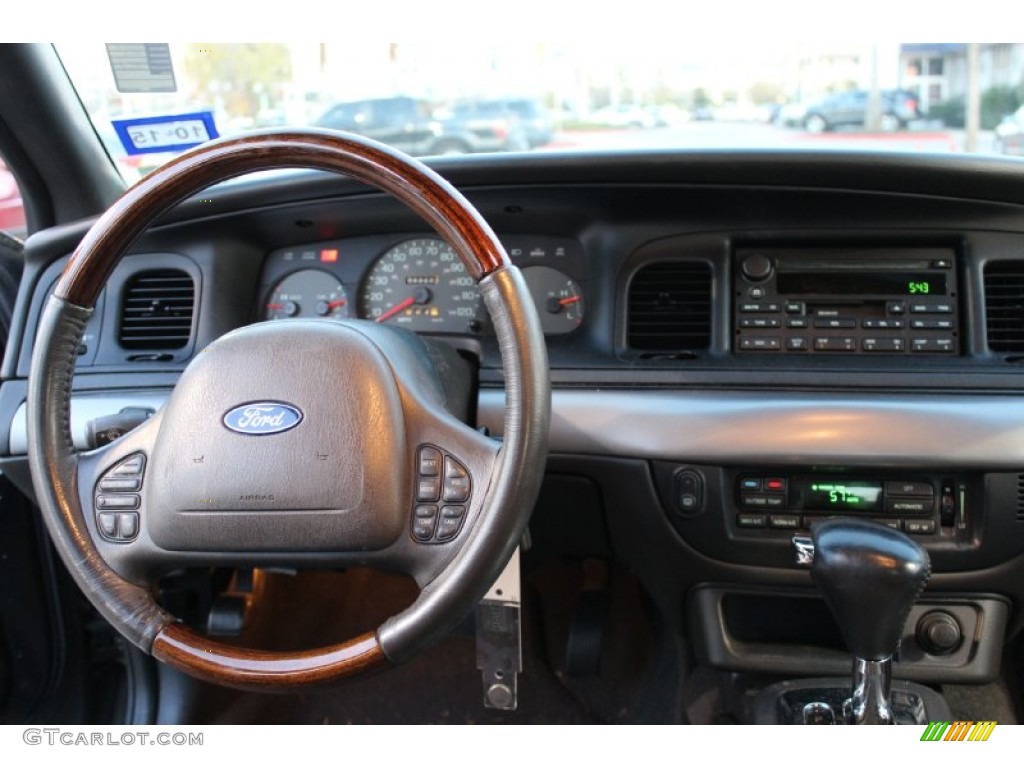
264,270 -> 349,320
521,266 -> 584,335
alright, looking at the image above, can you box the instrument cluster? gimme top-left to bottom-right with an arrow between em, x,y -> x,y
257,234 -> 586,336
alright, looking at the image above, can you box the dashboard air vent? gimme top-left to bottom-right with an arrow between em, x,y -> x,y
627,261 -> 712,351
985,261 -> 1024,353
1017,475 -> 1024,522
119,269 -> 195,350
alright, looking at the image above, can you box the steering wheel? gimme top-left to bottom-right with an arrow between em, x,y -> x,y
26,130 -> 550,690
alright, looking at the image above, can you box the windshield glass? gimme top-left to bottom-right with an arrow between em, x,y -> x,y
55,42 -> 1024,182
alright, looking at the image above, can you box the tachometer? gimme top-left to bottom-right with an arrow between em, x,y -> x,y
264,269 -> 349,320
361,238 -> 482,332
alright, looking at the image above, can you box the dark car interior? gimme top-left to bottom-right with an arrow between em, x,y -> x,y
3,43 -> 1024,727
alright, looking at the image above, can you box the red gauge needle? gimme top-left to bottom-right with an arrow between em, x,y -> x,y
375,295 -> 417,323
327,299 -> 347,309
266,303 -> 284,310
559,296 -> 581,306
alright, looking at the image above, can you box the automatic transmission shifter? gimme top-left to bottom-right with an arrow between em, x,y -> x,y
810,519 -> 931,724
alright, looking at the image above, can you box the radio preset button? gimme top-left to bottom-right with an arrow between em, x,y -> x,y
911,338 -> 955,353
862,338 -> 904,352
814,337 -> 857,352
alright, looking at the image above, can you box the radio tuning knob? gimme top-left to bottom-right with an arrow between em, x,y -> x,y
741,253 -> 774,282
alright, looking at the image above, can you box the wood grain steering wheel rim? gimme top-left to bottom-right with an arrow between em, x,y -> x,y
27,130 -> 550,690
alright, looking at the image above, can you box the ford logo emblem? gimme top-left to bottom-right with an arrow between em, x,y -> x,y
223,402 -> 303,436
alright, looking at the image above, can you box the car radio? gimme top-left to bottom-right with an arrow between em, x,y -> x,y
733,247 -> 959,355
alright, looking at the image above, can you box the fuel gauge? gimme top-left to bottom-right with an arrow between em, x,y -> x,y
264,269 -> 349,320
522,266 -> 584,335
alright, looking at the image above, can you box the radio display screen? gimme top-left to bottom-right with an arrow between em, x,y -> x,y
776,272 -> 947,296
795,479 -> 884,512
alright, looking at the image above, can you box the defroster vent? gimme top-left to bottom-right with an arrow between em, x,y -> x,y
119,269 -> 195,350
985,261 -> 1024,353
627,261 -> 712,351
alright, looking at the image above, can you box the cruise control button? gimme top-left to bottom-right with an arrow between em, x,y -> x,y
99,477 -> 141,492
98,512 -> 118,538
416,478 -> 440,502
111,455 -> 145,476
96,494 -> 140,510
418,447 -> 441,476
118,513 -> 139,539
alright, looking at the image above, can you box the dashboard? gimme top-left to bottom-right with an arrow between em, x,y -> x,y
4,150 -> 1024,688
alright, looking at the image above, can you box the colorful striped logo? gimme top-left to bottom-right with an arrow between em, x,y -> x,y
921,721 -> 996,741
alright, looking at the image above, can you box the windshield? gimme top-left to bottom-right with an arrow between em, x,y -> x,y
55,42 -> 1024,183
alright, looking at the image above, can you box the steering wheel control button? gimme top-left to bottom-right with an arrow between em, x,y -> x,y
98,477 -> 142,492
442,456 -> 471,503
110,454 -> 145,476
412,446 -> 473,543
437,506 -> 467,542
417,478 -> 441,502
418,447 -> 441,476
98,513 -> 118,537
412,514 -> 438,542
118,513 -> 139,539
97,494 -> 141,510
94,453 -> 146,542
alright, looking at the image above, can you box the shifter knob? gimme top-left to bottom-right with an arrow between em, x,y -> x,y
810,519 -> 930,661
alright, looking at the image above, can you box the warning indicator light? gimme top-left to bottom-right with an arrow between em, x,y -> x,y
320,248 -> 339,263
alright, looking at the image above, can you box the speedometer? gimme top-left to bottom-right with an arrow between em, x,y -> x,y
360,238 -> 483,332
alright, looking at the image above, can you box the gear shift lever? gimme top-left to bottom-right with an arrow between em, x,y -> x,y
810,519 -> 930,724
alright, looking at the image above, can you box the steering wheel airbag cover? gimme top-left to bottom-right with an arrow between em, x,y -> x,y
147,320 -> 407,552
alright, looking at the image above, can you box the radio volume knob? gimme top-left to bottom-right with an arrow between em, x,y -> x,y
741,254 -> 774,282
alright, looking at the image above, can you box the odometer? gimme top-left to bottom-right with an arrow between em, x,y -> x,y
360,238 -> 483,332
